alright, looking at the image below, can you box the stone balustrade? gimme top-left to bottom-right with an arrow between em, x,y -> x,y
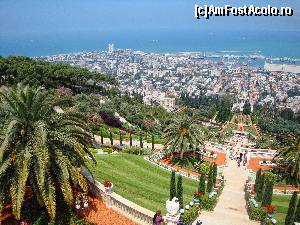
84,170 -> 154,225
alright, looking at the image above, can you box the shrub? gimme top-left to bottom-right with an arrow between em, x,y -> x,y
198,174 -> 206,195
88,148 -> 98,154
248,203 -> 266,221
207,165 -> 214,193
103,147 -> 113,153
285,191 -> 298,225
254,169 -> 262,192
180,205 -> 200,224
170,171 -> 176,200
123,146 -> 145,155
199,194 -> 217,211
177,175 -> 183,208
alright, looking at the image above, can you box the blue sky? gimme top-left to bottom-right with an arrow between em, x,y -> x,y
1,0 -> 299,35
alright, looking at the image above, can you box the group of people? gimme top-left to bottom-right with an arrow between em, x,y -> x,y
236,151 -> 248,167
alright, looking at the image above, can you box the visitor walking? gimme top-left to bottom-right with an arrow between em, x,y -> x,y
153,210 -> 164,225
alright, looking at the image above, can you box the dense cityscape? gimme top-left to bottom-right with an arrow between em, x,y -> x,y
38,44 -> 300,113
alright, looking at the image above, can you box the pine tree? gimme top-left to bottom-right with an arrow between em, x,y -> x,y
256,173 -> 265,202
109,130 -> 113,145
198,173 -> 206,195
177,175 -> 183,208
262,182 -> 273,207
140,135 -> 143,148
294,198 -> 300,222
285,191 -> 298,225
207,165 -> 214,193
212,163 -> 218,185
129,133 -> 133,147
254,169 -> 262,192
119,130 -> 123,146
170,171 -> 176,200
151,134 -> 155,151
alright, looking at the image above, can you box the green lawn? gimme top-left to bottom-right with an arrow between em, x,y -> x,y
272,195 -> 299,225
89,153 -> 198,213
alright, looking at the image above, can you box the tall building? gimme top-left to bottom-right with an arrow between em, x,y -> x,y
108,43 -> 114,53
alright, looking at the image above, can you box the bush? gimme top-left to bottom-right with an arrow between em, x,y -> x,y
199,194 -> 217,211
180,205 -> 200,224
88,148 -> 98,154
103,147 -> 113,154
248,204 -> 266,221
123,146 -> 145,155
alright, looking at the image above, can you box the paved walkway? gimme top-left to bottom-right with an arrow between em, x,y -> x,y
193,159 -> 259,225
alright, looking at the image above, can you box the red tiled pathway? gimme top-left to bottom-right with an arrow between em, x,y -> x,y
80,197 -> 137,225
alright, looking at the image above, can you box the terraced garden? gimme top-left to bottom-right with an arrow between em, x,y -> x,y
89,153 -> 198,213
272,195 -> 299,225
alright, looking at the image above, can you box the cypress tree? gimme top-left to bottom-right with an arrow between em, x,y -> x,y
256,173 -> 265,202
151,134 -> 155,151
254,169 -> 262,192
169,171 -> 176,200
100,131 -> 104,144
109,131 -> 113,146
119,130 -> 123,146
212,163 -> 218,185
140,135 -> 143,148
262,182 -> 274,207
129,133 -> 133,147
285,191 -> 298,225
207,165 -> 214,193
177,175 -> 183,208
294,198 -> 300,222
198,173 -> 206,195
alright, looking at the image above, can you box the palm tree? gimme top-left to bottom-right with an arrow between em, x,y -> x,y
0,84 -> 95,221
163,115 -> 204,160
274,136 -> 300,185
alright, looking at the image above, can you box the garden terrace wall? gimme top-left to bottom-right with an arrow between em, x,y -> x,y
85,171 -> 155,225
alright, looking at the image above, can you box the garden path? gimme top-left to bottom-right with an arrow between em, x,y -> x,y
193,159 -> 259,225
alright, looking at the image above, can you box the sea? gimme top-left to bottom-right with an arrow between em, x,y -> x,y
1,29 -> 300,62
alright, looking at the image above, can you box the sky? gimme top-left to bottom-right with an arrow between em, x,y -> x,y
1,0 -> 300,36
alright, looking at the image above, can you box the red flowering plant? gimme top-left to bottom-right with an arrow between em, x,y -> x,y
104,180 -> 113,188
264,204 -> 277,214
194,191 -> 203,199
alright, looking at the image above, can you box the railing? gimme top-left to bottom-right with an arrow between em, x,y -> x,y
84,171 -> 154,225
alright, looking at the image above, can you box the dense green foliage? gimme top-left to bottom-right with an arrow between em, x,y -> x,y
0,84 -> 94,221
275,137 -> 300,185
207,165 -> 214,193
198,174 -> 206,195
163,116 -> 204,159
243,100 -> 252,115
285,192 -> 298,225
0,56 -> 116,91
212,163 -> 218,185
256,173 -> 265,202
177,175 -> 183,208
254,169 -> 262,192
180,205 -> 200,224
262,182 -> 274,207
295,199 -> 300,222
170,171 -> 177,200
